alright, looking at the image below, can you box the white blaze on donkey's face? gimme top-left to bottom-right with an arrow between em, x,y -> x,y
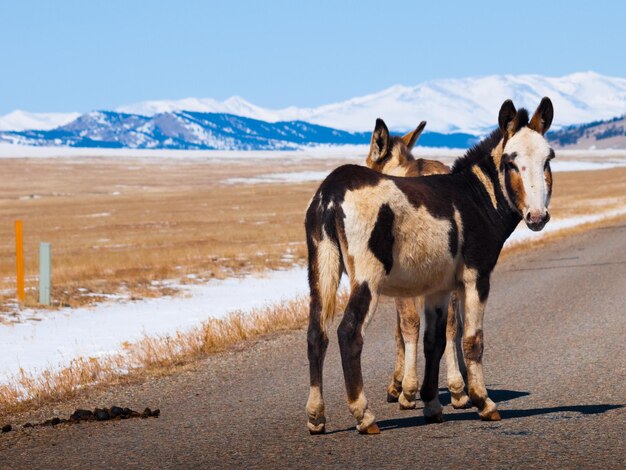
503,127 -> 554,231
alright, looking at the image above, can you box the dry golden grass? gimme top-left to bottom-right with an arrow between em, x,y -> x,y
0,357 -> 122,415
0,290 -> 349,420
0,156 -> 624,313
549,166 -> 626,218
0,156 -> 341,312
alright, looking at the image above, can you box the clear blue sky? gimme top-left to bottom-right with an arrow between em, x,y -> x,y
0,0 -> 624,114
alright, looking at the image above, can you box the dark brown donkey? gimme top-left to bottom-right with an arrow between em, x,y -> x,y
305,98 -> 554,434
364,120 -> 469,411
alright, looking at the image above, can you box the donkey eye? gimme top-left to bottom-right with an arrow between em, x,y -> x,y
503,152 -> 518,172
505,161 -> 519,173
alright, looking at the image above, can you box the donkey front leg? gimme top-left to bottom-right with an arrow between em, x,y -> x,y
444,292 -> 470,408
337,282 -> 380,434
420,291 -> 451,423
461,278 -> 501,421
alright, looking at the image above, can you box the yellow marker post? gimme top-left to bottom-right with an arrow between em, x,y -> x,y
15,220 -> 25,303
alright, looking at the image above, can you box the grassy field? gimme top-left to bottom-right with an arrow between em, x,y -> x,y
0,155 -> 343,312
0,154 -> 625,315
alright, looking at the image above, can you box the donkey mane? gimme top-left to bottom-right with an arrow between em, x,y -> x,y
451,108 -> 530,174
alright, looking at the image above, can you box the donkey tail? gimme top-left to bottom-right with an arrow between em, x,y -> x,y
315,233 -> 341,331
305,200 -> 342,333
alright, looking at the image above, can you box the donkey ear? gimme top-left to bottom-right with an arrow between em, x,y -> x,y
498,99 -> 517,134
401,121 -> 427,150
369,118 -> 391,163
529,97 -> 554,135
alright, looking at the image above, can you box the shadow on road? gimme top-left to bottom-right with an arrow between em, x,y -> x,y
439,388 -> 529,406
375,403 -> 623,432
500,403 -> 624,419
327,387 -> 623,434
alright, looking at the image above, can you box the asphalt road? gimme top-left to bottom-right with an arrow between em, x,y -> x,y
1,223 -> 625,469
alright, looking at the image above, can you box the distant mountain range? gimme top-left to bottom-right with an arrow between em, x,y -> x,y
0,72 -> 625,150
0,111 -> 477,150
547,115 -> 626,149
114,71 -> 626,134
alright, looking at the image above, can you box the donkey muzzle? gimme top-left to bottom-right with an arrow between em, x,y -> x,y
525,210 -> 550,231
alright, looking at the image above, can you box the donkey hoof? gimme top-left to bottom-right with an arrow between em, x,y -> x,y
307,416 -> 326,434
423,398 -> 444,423
398,393 -> 417,410
451,394 -> 471,409
478,399 -> 501,421
386,386 -> 401,403
480,409 -> 501,421
308,422 -> 326,434
358,423 -> 381,435
424,413 -> 445,424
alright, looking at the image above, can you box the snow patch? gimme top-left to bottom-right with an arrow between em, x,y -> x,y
0,110 -> 80,131
0,143 -> 369,160
86,212 -> 111,218
0,268 -> 310,383
551,160 -> 626,172
225,170 -> 330,184
506,207 -> 626,246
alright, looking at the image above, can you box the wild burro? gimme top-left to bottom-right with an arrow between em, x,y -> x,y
364,119 -> 469,411
305,98 -> 554,434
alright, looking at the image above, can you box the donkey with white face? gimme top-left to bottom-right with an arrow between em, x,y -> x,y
364,120 -> 469,411
305,98 -> 554,434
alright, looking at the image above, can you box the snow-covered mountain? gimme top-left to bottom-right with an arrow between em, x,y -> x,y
117,72 -> 626,134
2,72 -> 625,150
0,111 -> 476,150
118,96 -> 283,123
0,111 -> 370,150
0,110 -> 80,131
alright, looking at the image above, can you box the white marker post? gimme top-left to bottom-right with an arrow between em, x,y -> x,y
39,242 -> 51,306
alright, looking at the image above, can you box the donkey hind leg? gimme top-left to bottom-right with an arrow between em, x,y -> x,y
397,297 -> 421,410
338,281 -> 381,434
306,236 -> 341,434
306,297 -> 330,434
387,297 -> 421,403
444,292 -> 470,409
386,304 -> 405,403
461,280 -> 501,421
420,291 -> 451,423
